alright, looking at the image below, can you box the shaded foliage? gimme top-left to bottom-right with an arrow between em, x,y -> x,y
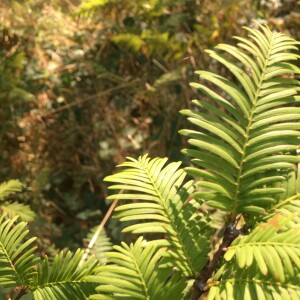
0,0 -> 299,275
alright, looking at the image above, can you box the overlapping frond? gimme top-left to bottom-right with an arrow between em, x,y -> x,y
105,155 -> 192,235
88,236 -> 187,300
0,180 -> 23,200
32,249 -> 99,300
224,214 -> 300,282
264,163 -> 300,225
267,194 -> 300,226
180,23 -> 300,218
2,202 -> 35,222
204,210 -> 300,299
0,180 -> 35,221
104,154 -> 214,277
207,266 -> 300,300
0,213 -> 38,288
160,200 -> 213,277
276,162 -> 300,200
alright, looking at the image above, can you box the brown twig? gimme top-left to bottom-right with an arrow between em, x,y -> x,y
13,288 -> 28,300
191,223 -> 240,300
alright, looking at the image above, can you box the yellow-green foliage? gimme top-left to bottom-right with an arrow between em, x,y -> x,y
1,23 -> 300,300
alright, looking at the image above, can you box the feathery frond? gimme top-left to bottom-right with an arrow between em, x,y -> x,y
2,202 -> 35,222
104,154 -> 214,277
180,23 -> 300,219
88,236 -> 187,300
207,264 -> 300,300
224,214 -> 300,282
105,155 -> 191,235
0,180 -> 23,200
207,213 -> 300,299
0,180 -> 35,221
277,163 -> 300,200
0,214 -> 38,288
268,194 -> 300,226
32,249 -> 99,300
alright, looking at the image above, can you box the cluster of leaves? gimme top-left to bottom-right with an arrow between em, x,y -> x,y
1,0 -> 295,248
0,212 -> 100,300
89,23 -> 300,299
0,1 -> 299,298
0,180 -> 34,221
0,180 -> 112,299
1,22 -> 299,300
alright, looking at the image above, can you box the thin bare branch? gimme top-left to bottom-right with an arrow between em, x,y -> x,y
80,197 -> 120,264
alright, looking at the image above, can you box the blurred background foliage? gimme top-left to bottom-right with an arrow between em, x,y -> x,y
0,0 -> 299,259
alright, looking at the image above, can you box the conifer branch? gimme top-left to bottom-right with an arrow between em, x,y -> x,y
191,223 -> 240,300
